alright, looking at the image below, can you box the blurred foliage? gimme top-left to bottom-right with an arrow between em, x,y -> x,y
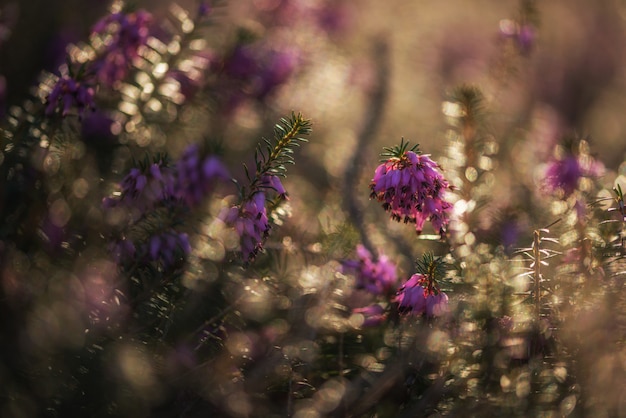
1,0 -> 626,417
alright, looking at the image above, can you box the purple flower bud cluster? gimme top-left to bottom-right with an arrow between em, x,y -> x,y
144,230 -> 191,268
395,273 -> 449,317
342,244 -> 397,295
222,191 -> 271,263
173,144 -> 230,207
219,44 -> 300,111
544,153 -> 604,198
91,10 -> 152,86
370,151 -> 453,234
110,230 -> 191,269
45,75 -> 95,117
103,158 -> 175,213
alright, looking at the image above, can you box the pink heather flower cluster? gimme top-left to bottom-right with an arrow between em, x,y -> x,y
342,245 -> 397,295
544,153 -> 604,198
45,75 -> 95,117
370,150 -> 452,234
91,10 -> 152,86
173,144 -> 230,207
396,273 -> 449,317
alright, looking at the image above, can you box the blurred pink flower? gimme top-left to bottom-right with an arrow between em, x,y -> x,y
342,244 -> 397,295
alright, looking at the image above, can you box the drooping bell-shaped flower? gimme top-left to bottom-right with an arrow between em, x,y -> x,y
370,141 -> 453,234
395,254 -> 449,318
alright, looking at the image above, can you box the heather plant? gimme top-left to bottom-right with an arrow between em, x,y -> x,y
2,0 -> 626,417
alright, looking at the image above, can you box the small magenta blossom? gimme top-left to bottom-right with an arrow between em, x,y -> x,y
396,273 -> 448,317
91,10 -> 152,85
222,192 -> 271,262
370,142 -> 453,234
173,144 -> 230,207
544,152 -> 604,198
45,75 -> 95,117
342,244 -> 397,295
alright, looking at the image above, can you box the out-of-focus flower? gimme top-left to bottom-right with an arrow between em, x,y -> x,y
173,144 -> 230,207
91,10 -> 152,85
111,229 -> 190,269
218,44 -> 301,111
255,48 -> 300,99
544,153 -> 603,198
45,74 -> 95,117
103,157 -> 175,212
352,304 -> 387,328
395,273 -> 448,317
222,192 -> 271,262
370,145 -> 453,234
143,229 -> 191,268
342,244 -> 397,295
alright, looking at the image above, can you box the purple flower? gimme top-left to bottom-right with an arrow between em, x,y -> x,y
426,292 -> 449,317
173,144 -> 230,207
395,273 -> 448,317
260,175 -> 287,198
370,150 -> 453,234
352,304 -> 387,328
111,230 -> 190,269
91,10 -> 152,85
103,158 -> 175,213
45,75 -> 95,117
544,154 -> 603,197
222,192 -> 271,263
342,245 -> 397,295
143,230 -> 191,268
218,44 -> 301,110
255,48 -> 300,99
